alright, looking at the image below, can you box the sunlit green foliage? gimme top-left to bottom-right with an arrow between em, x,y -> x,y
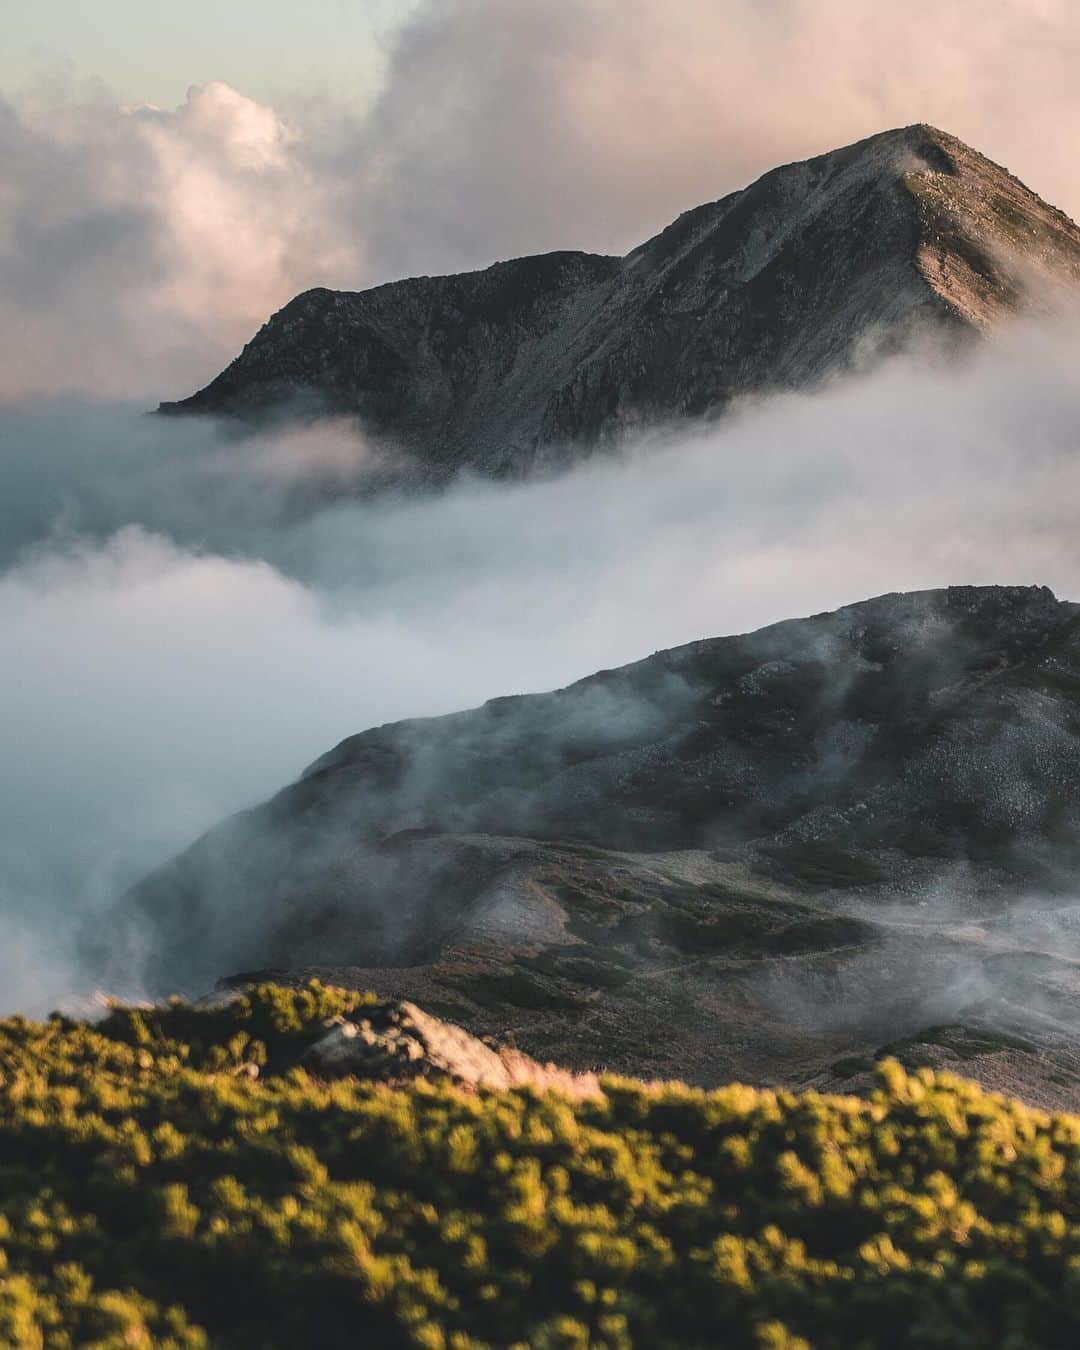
1,982 -> 1079,1347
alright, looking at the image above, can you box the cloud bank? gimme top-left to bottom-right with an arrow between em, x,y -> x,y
4,325 -> 1080,1010
354,0 -> 1080,278
0,82 -> 363,399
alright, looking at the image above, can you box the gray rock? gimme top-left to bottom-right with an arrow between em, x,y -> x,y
159,125 -> 1080,479
113,584 -> 1080,1110
298,999 -> 600,1096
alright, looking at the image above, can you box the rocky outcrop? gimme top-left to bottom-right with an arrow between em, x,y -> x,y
117,585 -> 1080,1110
160,125 -> 1080,478
297,998 -> 600,1096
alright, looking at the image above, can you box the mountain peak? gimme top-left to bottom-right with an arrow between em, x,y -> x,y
160,129 -> 1080,477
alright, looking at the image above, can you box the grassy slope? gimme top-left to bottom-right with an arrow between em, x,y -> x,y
1,984 -> 1079,1349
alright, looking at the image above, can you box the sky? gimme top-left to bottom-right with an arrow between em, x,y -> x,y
2,0 -> 420,109
4,0 -> 1080,405
4,0 -> 1080,1010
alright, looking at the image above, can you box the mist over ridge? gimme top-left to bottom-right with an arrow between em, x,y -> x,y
4,317 -> 1080,1032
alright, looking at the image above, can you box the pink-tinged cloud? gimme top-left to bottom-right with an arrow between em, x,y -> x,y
356,0 -> 1080,274
4,0 -> 1080,401
0,83 -> 364,401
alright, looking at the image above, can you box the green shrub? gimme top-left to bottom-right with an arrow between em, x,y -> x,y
0,982 -> 1078,1347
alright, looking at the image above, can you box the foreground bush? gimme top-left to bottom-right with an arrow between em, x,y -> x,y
1,983 -> 1079,1348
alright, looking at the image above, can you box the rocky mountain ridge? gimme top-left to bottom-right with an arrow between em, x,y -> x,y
121,585 -> 1080,1110
159,125 -> 1080,477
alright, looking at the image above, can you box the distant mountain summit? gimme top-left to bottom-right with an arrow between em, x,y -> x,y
161,125 -> 1080,476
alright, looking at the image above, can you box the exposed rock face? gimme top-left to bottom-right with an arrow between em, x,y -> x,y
160,125 -> 1080,478
296,998 -> 600,1097
122,585 -> 1080,1110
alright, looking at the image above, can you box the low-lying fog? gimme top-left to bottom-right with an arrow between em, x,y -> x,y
3,323 -> 1080,1012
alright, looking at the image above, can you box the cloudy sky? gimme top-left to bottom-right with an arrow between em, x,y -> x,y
4,0 -> 1080,401
4,0 -> 1080,1011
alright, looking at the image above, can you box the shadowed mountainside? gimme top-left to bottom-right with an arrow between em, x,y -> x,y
160,125 -> 1080,478
120,585 -> 1080,1109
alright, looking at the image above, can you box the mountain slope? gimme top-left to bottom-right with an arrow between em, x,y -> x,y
160,125 -> 1080,476
120,585 -> 1080,1108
